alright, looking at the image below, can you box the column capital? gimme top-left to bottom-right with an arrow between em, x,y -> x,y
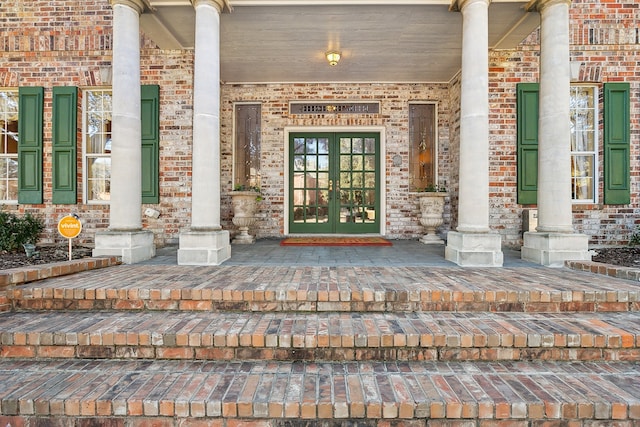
450,0 -> 489,13
109,0 -> 145,15
192,0 -> 228,12
525,0 -> 571,13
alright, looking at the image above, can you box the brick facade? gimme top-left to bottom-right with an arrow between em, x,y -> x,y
0,0 -> 638,249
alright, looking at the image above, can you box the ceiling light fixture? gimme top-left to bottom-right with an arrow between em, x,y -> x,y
326,51 -> 341,66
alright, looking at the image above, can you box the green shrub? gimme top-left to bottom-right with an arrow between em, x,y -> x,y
629,226 -> 640,246
0,210 -> 44,252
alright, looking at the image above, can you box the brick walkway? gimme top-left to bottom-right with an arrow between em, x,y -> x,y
1,241 -> 639,426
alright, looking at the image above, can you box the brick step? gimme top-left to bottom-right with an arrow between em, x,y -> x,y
8,265 -> 640,313
1,310 -> 638,362
0,257 -> 121,312
0,359 -> 638,424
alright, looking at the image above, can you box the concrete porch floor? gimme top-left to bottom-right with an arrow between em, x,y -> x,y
144,239 -> 537,268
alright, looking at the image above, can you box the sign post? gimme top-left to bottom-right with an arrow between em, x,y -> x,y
57,215 -> 82,261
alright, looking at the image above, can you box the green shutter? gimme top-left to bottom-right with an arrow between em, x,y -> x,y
603,83 -> 630,205
52,87 -> 78,204
517,83 -> 539,205
141,85 -> 159,204
18,87 -> 44,204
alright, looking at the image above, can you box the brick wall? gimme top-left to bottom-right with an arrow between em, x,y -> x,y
219,83 -> 453,239
488,0 -> 640,246
1,0 -> 638,249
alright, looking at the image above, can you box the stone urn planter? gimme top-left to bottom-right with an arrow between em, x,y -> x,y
416,192 -> 448,244
230,190 -> 260,244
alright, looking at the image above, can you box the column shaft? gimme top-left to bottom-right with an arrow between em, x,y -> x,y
445,0 -> 503,266
521,0 -> 590,266
109,1 -> 142,231
457,0 -> 490,233
94,0 -> 154,264
177,0 -> 231,265
191,0 -> 222,230
536,0 -> 573,233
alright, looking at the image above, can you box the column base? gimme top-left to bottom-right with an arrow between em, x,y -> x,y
178,230 -> 231,265
445,231 -> 504,267
93,230 -> 155,264
521,232 -> 590,267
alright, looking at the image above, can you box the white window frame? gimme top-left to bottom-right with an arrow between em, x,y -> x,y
0,89 -> 19,204
570,84 -> 598,204
82,88 -> 113,204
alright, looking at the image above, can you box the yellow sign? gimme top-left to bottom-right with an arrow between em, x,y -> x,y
57,215 -> 82,239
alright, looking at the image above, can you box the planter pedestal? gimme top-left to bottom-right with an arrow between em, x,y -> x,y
232,216 -> 257,244
230,191 -> 259,244
417,192 -> 448,244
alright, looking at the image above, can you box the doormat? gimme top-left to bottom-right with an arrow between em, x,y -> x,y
280,237 -> 392,247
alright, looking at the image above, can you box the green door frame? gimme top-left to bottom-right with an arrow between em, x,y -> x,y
288,132 -> 381,234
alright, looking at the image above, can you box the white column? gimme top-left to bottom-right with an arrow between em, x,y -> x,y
521,0 -> 589,266
178,0 -> 231,265
457,0 -> 489,234
93,0 -> 155,264
191,0 -> 222,230
535,0 -> 573,233
110,0 -> 143,231
445,0 -> 503,267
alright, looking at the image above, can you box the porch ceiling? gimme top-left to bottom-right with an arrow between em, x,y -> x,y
140,0 -> 539,84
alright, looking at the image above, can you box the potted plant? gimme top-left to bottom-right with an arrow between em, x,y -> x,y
230,184 -> 262,244
415,184 -> 448,244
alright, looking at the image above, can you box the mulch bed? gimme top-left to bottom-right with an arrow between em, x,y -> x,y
591,246 -> 640,268
0,246 -> 93,270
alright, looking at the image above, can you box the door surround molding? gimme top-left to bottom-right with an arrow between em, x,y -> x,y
283,126 -> 386,236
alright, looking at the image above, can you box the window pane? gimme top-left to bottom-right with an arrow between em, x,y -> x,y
352,155 -> 363,171
409,103 -> 437,191
317,155 -> 329,171
364,138 -> 375,154
317,138 -> 329,154
317,172 -> 329,189
364,155 -> 376,170
85,91 -> 112,154
84,89 -> 112,202
340,138 -> 350,154
293,138 -> 305,154
0,157 -> 18,201
572,155 -> 593,201
0,90 -> 18,202
87,157 -> 111,201
569,86 -> 597,202
234,104 -> 261,188
352,138 -> 363,154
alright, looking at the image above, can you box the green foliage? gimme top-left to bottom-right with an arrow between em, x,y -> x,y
233,184 -> 263,201
629,226 -> 640,246
417,184 -> 447,192
0,210 -> 44,252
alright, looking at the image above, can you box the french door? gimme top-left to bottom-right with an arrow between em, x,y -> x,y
289,132 -> 381,234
